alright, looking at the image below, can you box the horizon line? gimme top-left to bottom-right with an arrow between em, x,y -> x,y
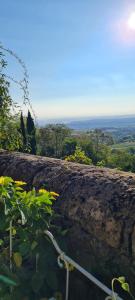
38,113 -> 135,122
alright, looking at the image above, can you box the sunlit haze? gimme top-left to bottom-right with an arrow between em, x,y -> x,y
128,12 -> 135,30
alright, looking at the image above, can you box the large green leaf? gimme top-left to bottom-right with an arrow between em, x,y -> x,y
0,275 -> 16,286
45,270 -> 58,291
31,272 -> 44,293
19,241 -> 31,256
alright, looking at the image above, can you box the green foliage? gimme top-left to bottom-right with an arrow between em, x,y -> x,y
0,51 -> 22,151
37,124 -> 135,173
96,160 -> 106,167
0,176 -> 61,300
0,47 -> 37,154
111,276 -> 134,300
89,129 -> 113,164
65,146 -> 92,165
37,126 -> 114,167
0,52 -> 11,117
37,124 -> 71,158
79,139 -> 95,161
62,137 -> 77,157
26,110 -> 37,155
107,149 -> 132,171
19,112 -> 27,152
0,275 -> 16,287
131,155 -> 135,172
0,116 -> 23,151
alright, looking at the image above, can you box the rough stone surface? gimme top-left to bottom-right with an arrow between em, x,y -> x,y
0,150 -> 135,298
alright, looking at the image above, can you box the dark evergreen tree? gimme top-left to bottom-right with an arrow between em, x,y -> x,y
20,112 -> 27,151
26,110 -> 37,154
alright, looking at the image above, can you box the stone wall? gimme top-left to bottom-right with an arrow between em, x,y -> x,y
0,150 -> 135,299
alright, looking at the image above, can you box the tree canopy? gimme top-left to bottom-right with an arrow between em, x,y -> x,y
0,51 -> 22,150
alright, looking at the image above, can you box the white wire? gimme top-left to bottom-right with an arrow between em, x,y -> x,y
45,230 -> 123,300
65,260 -> 69,300
57,254 -> 69,300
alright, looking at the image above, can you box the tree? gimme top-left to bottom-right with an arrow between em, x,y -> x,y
79,137 -> 95,162
131,155 -> 135,172
65,146 -> 92,165
37,126 -> 55,157
62,137 -> 77,157
107,149 -> 132,171
19,112 -> 27,152
51,124 -> 71,157
89,129 -> 113,164
26,110 -> 37,154
37,124 -> 71,158
0,51 -> 22,150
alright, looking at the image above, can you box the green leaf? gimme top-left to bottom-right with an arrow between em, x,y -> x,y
31,272 -> 44,293
31,241 -> 38,250
0,239 -> 4,246
118,276 -> 125,284
121,283 -> 130,293
36,195 -> 52,205
0,275 -> 16,286
20,209 -> 27,225
13,252 -> 22,267
0,294 -> 11,300
61,229 -> 69,236
45,270 -> 58,290
54,291 -> 63,300
45,206 -> 52,214
15,187 -> 23,191
19,241 -> 31,256
12,228 -> 16,235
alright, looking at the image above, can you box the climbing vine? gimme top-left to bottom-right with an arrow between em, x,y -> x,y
0,43 -> 36,151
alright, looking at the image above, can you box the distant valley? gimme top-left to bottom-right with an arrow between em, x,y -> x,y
39,115 -> 135,131
66,115 -> 135,130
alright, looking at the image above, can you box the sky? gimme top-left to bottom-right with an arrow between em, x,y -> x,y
1,0 -> 135,120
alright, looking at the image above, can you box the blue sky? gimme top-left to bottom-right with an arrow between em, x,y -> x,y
1,0 -> 135,120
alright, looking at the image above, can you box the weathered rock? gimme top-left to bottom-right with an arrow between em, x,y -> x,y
0,150 -> 135,299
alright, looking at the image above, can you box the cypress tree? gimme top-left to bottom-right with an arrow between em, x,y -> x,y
20,112 -> 27,149
26,110 -> 37,154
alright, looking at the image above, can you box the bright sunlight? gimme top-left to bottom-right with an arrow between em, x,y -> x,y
127,12 -> 135,30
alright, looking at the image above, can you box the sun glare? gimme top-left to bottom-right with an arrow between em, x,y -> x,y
128,12 -> 135,30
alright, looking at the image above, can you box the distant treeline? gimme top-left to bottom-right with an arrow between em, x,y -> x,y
36,124 -> 135,172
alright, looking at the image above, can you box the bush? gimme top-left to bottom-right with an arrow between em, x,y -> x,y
65,146 -> 92,165
0,176 -> 61,300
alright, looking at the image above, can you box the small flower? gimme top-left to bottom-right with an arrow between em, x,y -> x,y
39,188 -> 47,194
50,191 -> 59,197
15,181 -> 26,186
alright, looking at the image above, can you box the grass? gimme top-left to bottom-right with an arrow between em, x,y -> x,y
111,141 -> 135,150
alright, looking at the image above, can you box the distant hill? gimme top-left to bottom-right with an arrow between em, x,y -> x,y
66,116 -> 135,130
38,115 -> 135,130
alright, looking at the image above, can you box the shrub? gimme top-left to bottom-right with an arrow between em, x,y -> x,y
0,176 -> 61,300
65,146 -> 92,165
